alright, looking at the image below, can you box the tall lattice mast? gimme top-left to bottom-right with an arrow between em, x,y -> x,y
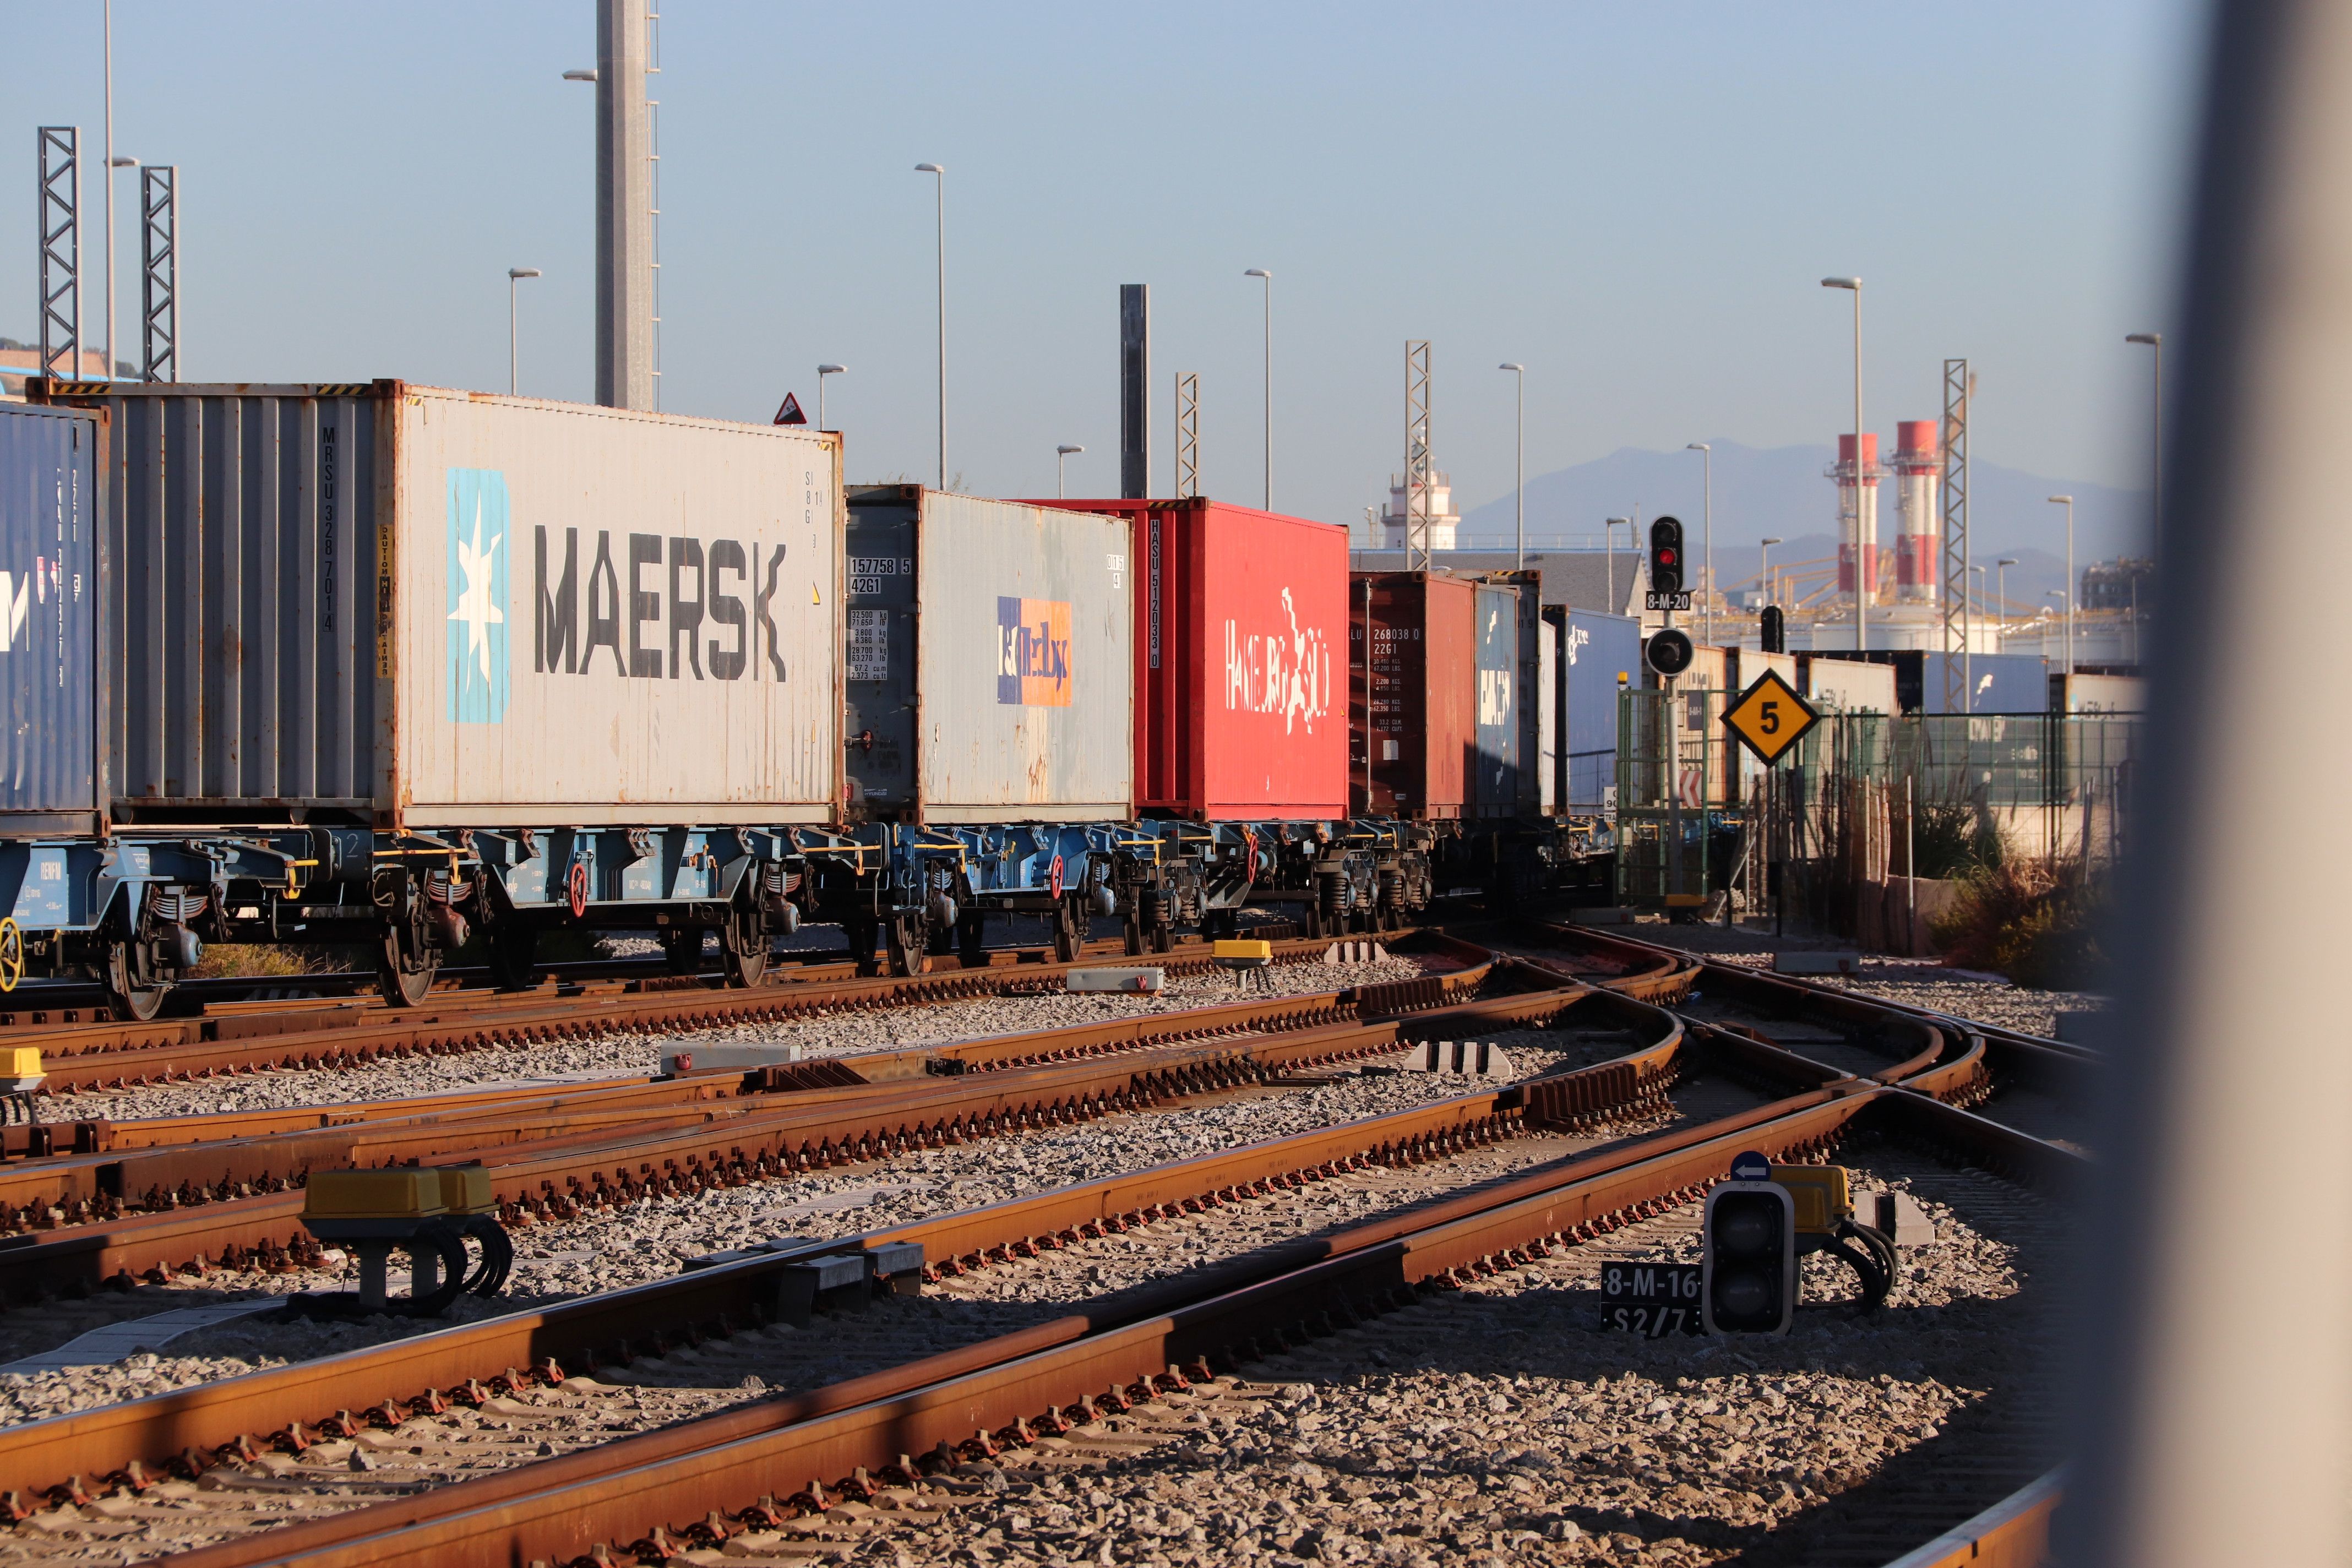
37,127 -> 80,380
140,165 -> 177,382
1174,372 -> 1200,498
1405,341 -> 1433,569
1941,359 -> 1971,711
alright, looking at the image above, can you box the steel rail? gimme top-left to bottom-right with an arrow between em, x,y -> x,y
14,928 -> 1398,1095
0,986 -> 1706,1509
0,950 -> 1534,1293
140,1084 -> 2068,1568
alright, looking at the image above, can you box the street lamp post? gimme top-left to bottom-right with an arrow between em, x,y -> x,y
1244,269 -> 1272,510
1501,364 -> 1527,569
507,268 -> 542,395
816,363 -> 846,430
1996,557 -> 2018,639
2126,332 -> 2163,551
1821,277 -> 1864,651
1056,444 -> 1084,498
1759,537 -> 1783,615
1686,443 -> 1713,643
1969,563 -> 1988,644
1604,517 -> 1630,613
915,163 -> 946,488
2048,495 -> 2076,676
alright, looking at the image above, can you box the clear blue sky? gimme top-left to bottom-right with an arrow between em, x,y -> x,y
3,2 -> 2205,538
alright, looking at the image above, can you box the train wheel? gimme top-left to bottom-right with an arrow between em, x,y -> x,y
105,940 -> 172,1022
1052,897 -> 1082,964
720,903 -> 769,989
377,944 -> 438,1008
888,912 -> 932,977
956,911 -> 988,968
1122,912 -> 1145,957
1151,918 -> 1173,954
486,926 -> 538,992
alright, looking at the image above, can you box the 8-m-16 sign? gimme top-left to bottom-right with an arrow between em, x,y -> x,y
1719,668 -> 1821,766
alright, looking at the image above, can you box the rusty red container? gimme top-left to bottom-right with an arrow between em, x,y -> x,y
1022,498 -> 1348,821
1349,571 -> 1478,818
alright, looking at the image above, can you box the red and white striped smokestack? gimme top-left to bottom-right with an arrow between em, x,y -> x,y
1891,420 -> 1942,606
1836,432 -> 1882,605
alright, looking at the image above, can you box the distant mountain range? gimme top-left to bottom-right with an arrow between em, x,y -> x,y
1445,440 -> 2150,611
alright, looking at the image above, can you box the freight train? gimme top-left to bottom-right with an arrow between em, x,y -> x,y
0,383 -> 1632,1017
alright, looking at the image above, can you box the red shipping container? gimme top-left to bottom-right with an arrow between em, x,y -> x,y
1022,498 -> 1349,820
1351,571 -> 1478,818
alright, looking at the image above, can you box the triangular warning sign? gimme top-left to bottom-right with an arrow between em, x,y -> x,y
772,393 -> 808,426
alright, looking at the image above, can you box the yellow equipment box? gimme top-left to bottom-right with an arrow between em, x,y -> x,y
1769,1163 -> 1854,1235
304,1168 -> 449,1222
1212,939 -> 1274,962
0,1047 -> 43,1079
435,1166 -> 498,1216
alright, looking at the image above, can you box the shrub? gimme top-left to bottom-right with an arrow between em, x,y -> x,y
1931,858 -> 2106,990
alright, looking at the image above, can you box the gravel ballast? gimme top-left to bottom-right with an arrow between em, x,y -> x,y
0,1028 -> 1588,1431
42,952 -> 1441,1126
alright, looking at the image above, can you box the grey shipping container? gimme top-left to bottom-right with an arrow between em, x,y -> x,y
843,487 -> 1133,823
0,401 -> 101,832
39,380 -> 843,827
1471,574 -> 1540,816
1563,609 -> 1639,812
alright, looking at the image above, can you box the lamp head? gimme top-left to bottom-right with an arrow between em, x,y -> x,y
1820,276 -> 1861,290
508,268 -> 542,280
818,363 -> 847,375
1057,444 -> 1085,456
914,162 -> 944,174
2126,332 -> 2162,346
562,69 -> 597,82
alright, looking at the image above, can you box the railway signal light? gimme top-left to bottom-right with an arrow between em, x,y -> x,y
1702,1155 -> 1795,1334
1645,627 -> 1695,678
1648,516 -> 1685,595
1760,605 -> 1785,654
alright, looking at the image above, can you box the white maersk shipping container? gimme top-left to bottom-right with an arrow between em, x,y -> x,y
48,381 -> 843,827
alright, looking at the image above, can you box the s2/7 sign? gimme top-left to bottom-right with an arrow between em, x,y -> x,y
1599,1261 -> 1705,1337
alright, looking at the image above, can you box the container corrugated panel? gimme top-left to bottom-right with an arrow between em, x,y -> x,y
1351,571 -> 1476,818
1563,609 -> 1638,812
845,488 -> 1131,823
1028,498 -> 1345,821
46,382 -> 841,826
393,388 -> 840,824
0,402 -> 101,829
1538,608 -> 1560,815
1471,573 -> 1540,817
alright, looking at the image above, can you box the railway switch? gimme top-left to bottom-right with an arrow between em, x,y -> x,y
296,1164 -> 513,1317
1,1047 -> 42,1124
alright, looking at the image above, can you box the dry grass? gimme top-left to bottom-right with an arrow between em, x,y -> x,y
1930,858 -> 2107,990
187,944 -> 355,980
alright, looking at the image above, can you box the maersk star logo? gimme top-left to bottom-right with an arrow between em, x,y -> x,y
444,469 -> 511,723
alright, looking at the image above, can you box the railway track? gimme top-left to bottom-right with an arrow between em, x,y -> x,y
0,919 -> 2079,1566
1521,921 -> 2103,1151
2,925 -> 1326,1098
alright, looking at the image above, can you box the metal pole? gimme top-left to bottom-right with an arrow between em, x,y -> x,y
1261,274 -> 1270,511
510,273 -> 519,394
933,171 -> 945,488
1246,270 -> 1272,510
1854,287 -> 1867,654
102,0 -> 115,381
2152,336 -> 2163,551
1515,369 -> 1524,569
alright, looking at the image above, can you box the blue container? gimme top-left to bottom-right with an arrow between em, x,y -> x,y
0,403 -> 99,830
1924,652 -> 2046,715
1563,609 -> 1640,812
1472,580 -> 1536,815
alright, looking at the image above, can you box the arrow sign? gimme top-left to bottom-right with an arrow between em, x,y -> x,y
1720,667 -> 1821,766
773,393 -> 808,426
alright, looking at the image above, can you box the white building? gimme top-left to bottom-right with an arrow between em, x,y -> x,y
1377,469 -> 1461,552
